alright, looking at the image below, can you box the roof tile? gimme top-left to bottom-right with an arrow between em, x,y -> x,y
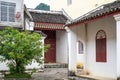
29,9 -> 68,24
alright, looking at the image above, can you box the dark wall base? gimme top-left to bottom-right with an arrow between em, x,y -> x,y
117,77 -> 120,80
68,71 -> 76,76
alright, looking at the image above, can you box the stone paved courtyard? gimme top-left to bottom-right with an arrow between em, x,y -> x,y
31,68 -> 93,80
0,68 -> 94,80
32,68 -> 68,80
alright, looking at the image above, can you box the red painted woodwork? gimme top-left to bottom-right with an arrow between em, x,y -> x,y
34,22 -> 65,30
34,27 -> 65,31
42,30 -> 56,63
96,30 -> 107,62
35,22 -> 64,26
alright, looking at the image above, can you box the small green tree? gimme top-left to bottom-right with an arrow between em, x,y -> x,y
0,27 -> 48,74
35,3 -> 50,11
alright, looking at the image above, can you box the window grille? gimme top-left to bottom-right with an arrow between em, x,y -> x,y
0,1 -> 16,22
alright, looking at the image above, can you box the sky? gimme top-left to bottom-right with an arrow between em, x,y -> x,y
24,0 -> 50,8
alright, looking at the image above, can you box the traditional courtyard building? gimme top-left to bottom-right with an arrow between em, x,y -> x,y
1,0 -> 120,79
65,1 -> 120,80
29,9 -> 71,63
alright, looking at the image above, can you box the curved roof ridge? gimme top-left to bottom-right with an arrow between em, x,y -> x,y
28,9 -> 63,15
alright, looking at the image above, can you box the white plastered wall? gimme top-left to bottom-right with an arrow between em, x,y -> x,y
69,16 -> 116,78
25,19 -> 34,30
68,27 -> 77,72
69,24 -> 86,69
114,14 -> 120,78
86,16 -> 116,79
0,61 -> 44,71
56,30 -> 68,63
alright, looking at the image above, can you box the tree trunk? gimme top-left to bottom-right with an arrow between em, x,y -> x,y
15,59 -> 25,73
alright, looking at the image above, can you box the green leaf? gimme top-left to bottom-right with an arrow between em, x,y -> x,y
0,27 -> 50,74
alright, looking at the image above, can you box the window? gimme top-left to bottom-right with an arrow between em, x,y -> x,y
78,41 -> 84,54
96,30 -> 106,62
0,1 -> 16,22
67,0 -> 72,5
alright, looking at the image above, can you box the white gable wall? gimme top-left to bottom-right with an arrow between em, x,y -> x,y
86,16 -> 116,79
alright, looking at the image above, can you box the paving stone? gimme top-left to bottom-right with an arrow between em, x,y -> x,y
31,68 -> 94,80
68,76 -> 95,80
32,68 -> 68,80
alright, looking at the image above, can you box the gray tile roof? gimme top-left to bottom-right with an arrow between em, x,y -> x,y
29,9 -> 69,24
66,1 -> 120,26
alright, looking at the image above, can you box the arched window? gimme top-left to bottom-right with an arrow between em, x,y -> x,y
78,41 -> 84,54
96,30 -> 106,62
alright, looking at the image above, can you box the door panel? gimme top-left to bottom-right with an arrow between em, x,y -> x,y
43,30 -> 56,63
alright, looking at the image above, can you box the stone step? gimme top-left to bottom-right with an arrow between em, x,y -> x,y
44,63 -> 68,68
68,76 -> 95,80
76,75 -> 116,80
71,75 -> 116,80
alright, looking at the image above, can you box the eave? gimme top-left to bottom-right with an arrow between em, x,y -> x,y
34,22 -> 65,30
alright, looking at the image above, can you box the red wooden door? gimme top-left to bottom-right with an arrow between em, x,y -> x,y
43,30 -> 56,63
96,38 -> 106,62
96,30 -> 106,62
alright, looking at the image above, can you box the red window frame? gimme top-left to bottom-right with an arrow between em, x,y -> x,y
96,30 -> 107,62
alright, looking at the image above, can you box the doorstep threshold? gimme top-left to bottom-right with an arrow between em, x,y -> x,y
76,74 -> 116,80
